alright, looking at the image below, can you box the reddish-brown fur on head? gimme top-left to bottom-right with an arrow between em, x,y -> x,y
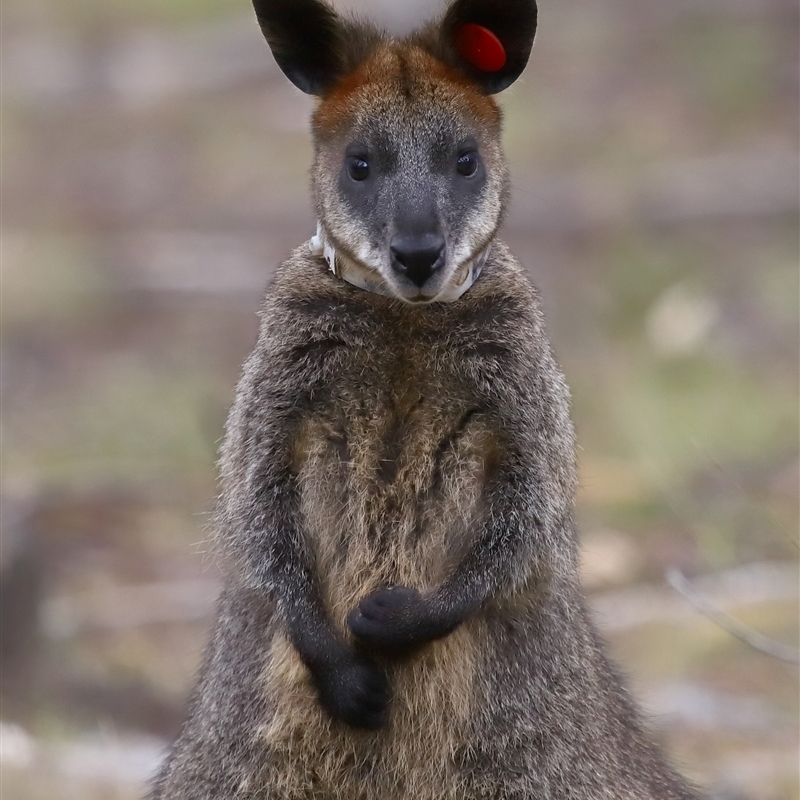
313,43 -> 501,140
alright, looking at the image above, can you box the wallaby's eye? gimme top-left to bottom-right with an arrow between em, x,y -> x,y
347,157 -> 370,181
456,152 -> 479,177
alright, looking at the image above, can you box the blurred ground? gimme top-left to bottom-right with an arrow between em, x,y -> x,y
1,0 -> 798,798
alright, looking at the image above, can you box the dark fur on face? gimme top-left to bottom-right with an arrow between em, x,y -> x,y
150,2 -> 703,799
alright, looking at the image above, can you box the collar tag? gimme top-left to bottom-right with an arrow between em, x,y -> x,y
309,222 -> 338,276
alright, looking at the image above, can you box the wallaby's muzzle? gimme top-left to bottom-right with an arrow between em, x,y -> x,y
389,232 -> 446,289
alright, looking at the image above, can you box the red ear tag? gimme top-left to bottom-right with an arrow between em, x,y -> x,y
455,23 -> 507,73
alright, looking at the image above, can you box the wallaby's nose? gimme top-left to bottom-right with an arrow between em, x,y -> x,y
389,233 -> 446,288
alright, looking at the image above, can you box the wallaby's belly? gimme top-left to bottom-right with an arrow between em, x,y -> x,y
257,380 -> 495,799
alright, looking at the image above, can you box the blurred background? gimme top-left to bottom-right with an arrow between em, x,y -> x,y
1,0 -> 798,797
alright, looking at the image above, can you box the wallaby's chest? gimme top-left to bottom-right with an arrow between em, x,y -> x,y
289,338 -> 498,622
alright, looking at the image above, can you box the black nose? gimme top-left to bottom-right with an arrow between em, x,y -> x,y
389,233 -> 445,288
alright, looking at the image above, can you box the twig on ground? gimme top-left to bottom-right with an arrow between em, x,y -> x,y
666,568 -> 800,665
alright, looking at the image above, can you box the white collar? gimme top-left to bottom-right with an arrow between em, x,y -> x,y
308,222 -> 488,302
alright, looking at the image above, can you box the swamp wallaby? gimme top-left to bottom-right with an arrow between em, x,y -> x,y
151,0 -> 702,798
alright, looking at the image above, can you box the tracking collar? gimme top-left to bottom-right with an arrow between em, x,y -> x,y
309,223 -> 488,302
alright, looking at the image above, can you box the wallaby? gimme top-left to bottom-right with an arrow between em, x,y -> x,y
150,1 -> 702,798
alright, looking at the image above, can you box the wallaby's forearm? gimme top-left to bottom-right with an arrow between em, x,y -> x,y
222,406 -> 390,729
275,537 -> 391,730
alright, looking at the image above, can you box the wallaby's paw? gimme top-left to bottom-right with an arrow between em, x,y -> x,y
348,586 -> 436,652
315,655 -> 390,730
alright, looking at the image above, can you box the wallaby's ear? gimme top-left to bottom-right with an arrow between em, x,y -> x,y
252,0 -> 346,95
440,0 -> 537,94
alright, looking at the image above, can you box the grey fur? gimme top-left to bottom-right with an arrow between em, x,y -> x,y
150,1 -> 702,798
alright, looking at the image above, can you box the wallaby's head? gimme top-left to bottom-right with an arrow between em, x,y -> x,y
253,0 -> 537,303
